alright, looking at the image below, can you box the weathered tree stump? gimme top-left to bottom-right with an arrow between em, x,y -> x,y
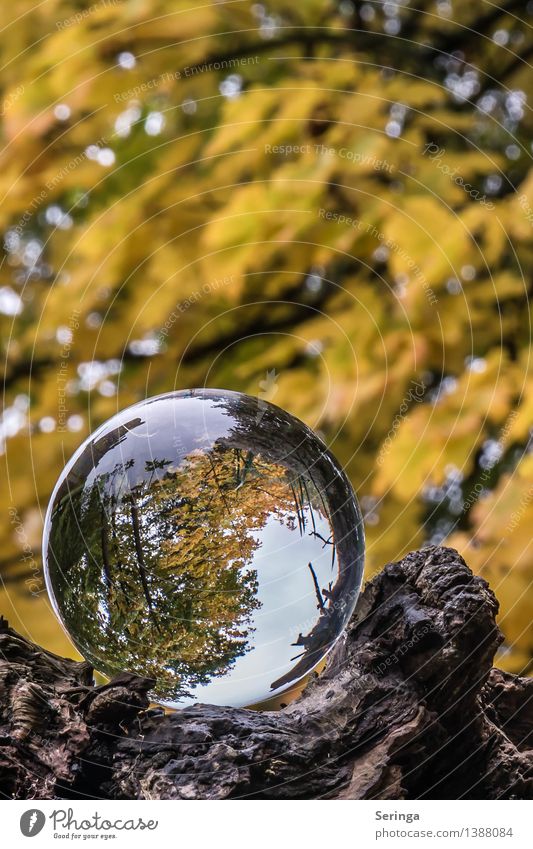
0,546 -> 531,799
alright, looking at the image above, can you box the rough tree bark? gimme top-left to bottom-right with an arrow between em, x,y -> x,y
0,546 -> 531,800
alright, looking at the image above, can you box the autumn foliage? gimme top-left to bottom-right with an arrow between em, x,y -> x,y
1,1 -> 532,674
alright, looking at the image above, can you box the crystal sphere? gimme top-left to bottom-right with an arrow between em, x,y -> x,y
43,389 -> 364,708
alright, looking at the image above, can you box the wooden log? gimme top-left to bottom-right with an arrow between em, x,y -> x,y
0,546 -> 531,800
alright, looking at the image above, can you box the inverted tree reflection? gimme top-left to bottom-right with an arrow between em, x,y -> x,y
49,442 -> 335,701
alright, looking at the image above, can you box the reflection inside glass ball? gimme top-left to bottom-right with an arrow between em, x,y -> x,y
43,389 -> 364,708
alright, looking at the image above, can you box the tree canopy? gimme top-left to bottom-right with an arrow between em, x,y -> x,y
1,1 -> 532,675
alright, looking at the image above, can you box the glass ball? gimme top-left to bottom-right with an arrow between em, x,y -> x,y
43,389 -> 364,708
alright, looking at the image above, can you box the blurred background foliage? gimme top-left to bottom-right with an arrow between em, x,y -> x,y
1,0 -> 532,674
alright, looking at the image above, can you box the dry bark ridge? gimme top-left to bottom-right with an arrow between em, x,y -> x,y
0,546 -> 531,800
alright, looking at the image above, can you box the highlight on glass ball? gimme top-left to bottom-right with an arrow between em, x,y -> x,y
43,389 -> 365,709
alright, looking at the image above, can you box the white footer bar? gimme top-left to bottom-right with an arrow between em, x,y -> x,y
3,799 -> 530,848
